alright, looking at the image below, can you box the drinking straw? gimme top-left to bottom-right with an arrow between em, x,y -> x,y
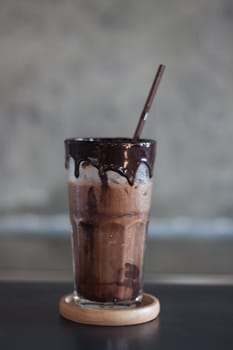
133,64 -> 166,141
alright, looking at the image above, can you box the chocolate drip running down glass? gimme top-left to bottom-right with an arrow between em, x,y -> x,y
65,138 -> 156,308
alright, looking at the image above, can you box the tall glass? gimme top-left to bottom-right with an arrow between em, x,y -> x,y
65,138 -> 156,308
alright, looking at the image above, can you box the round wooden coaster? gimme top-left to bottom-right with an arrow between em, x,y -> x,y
59,293 -> 160,326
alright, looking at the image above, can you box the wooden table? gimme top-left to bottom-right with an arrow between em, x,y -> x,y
0,282 -> 232,349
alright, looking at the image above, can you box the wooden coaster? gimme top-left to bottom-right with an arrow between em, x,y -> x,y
59,293 -> 160,326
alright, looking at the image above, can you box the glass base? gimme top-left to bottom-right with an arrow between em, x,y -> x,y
72,291 -> 143,310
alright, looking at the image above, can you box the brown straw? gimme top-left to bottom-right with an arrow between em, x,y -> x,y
133,64 -> 166,142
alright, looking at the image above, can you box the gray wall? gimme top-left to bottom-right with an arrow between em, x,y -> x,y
0,0 -> 233,217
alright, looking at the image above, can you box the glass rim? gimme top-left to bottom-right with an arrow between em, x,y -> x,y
64,137 -> 156,146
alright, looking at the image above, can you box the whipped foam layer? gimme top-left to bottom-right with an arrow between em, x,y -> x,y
68,160 -> 151,185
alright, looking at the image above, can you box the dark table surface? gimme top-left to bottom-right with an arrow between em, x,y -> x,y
0,282 -> 233,350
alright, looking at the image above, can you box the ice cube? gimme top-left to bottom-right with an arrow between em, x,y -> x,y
107,170 -> 128,184
68,159 -> 101,183
135,163 -> 150,184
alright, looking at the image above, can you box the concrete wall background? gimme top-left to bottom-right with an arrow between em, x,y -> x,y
0,0 -> 233,217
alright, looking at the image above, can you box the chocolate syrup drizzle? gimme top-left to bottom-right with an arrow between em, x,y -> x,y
65,138 -> 156,186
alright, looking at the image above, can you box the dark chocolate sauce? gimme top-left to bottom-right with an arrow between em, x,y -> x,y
65,138 -> 156,186
87,186 -> 98,216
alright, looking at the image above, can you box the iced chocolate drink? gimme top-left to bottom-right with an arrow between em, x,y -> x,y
65,138 -> 156,307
